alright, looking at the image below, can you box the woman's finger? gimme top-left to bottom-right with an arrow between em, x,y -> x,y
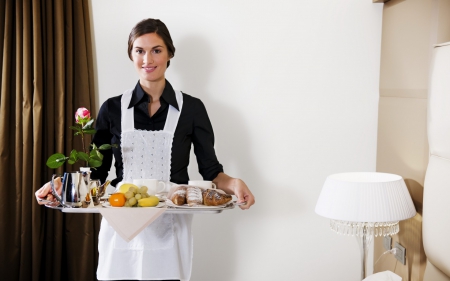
53,177 -> 62,193
239,193 -> 255,210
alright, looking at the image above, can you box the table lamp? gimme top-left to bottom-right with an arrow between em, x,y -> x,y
315,172 -> 416,280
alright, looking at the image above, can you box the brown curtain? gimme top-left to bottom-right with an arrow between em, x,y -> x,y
0,1 -> 100,280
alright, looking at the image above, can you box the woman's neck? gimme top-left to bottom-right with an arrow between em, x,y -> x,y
140,78 -> 165,102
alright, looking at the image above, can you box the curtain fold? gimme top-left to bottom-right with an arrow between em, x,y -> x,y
0,1 -> 100,280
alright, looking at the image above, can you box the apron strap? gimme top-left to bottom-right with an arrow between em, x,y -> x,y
121,89 -> 134,133
163,90 -> 183,134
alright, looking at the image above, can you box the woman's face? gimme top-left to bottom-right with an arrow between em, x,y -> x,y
131,33 -> 171,84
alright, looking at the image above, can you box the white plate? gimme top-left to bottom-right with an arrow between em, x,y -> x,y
165,200 -> 233,209
156,193 -> 167,201
102,202 -> 165,208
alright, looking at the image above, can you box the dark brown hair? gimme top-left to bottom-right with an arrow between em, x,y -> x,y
128,18 -> 175,67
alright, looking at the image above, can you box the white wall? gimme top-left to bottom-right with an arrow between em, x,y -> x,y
90,1 -> 383,280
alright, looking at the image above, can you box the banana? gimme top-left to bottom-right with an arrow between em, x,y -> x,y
137,196 -> 159,207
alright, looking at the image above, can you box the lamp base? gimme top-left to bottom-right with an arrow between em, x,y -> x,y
356,234 -> 371,280
329,220 -> 400,280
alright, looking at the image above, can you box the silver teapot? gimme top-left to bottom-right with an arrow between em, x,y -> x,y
50,170 -> 109,208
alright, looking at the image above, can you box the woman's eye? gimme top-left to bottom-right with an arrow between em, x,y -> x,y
136,49 -> 143,54
153,49 -> 161,54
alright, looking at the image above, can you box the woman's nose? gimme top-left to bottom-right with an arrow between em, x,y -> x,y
144,53 -> 154,64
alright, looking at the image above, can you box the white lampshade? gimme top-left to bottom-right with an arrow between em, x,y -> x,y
315,172 -> 416,222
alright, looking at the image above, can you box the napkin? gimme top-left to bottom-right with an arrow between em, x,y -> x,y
99,207 -> 166,242
363,271 -> 402,281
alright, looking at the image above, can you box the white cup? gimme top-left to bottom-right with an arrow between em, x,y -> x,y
132,179 -> 166,195
188,180 -> 217,189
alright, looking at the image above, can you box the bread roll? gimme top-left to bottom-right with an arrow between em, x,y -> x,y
202,189 -> 232,206
187,186 -> 203,206
169,186 -> 187,206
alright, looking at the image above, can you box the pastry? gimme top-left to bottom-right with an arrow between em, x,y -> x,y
202,189 -> 232,206
169,186 -> 187,206
187,186 -> 203,206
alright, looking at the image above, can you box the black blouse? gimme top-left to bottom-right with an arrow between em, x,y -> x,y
90,80 -> 223,186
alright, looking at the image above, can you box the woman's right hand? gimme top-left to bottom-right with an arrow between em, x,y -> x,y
35,177 -> 62,206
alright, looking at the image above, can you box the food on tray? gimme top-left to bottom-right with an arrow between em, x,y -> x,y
109,193 -> 126,207
114,182 -> 153,207
138,196 -> 159,207
187,186 -> 203,206
118,183 -> 139,194
167,185 -> 233,207
90,187 -> 97,197
169,186 -> 187,205
202,189 -> 232,206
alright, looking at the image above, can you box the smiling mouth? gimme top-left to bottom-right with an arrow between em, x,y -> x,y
143,66 -> 156,72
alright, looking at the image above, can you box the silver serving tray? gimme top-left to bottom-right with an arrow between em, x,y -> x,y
45,203 -> 235,214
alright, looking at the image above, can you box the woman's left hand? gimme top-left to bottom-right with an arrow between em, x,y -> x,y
213,173 -> 255,210
230,178 -> 255,210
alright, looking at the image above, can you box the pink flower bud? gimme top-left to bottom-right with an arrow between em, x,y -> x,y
75,107 -> 91,123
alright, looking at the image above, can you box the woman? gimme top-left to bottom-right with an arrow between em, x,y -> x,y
36,18 -> 254,281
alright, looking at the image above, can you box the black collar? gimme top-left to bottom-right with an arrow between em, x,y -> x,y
128,79 -> 180,111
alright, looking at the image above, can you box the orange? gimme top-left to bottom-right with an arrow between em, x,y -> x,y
109,193 -> 126,207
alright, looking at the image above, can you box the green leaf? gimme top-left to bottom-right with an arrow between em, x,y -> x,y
46,153 -> 68,169
98,144 -> 114,150
69,149 -> 78,159
69,126 -> 82,132
82,119 -> 94,129
88,158 -> 102,168
82,129 -> 97,135
77,152 -> 89,162
90,149 -> 103,161
68,150 -> 78,164
96,150 -> 104,161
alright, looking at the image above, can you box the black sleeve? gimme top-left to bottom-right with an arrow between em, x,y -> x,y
191,99 -> 224,180
90,100 -> 113,183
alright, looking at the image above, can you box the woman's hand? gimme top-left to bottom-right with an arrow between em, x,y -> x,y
213,173 -> 255,210
35,177 -> 62,206
229,178 -> 255,210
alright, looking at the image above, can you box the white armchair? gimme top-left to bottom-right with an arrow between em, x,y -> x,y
423,42 -> 450,281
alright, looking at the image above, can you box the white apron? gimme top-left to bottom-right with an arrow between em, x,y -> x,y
97,89 -> 194,281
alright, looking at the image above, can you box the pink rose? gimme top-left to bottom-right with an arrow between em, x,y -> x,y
75,107 -> 91,124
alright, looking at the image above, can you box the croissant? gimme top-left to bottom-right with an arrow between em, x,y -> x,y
170,186 -> 187,206
187,186 -> 203,206
202,189 -> 232,206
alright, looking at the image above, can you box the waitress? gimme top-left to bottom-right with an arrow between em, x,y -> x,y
37,18 -> 254,281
